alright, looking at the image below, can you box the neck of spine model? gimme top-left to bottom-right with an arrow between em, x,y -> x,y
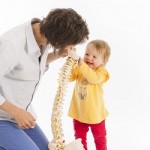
50,57 -> 77,150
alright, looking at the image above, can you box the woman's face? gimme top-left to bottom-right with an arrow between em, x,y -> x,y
57,45 -> 76,57
64,45 -> 76,52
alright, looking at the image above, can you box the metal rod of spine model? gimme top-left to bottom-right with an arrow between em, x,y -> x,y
49,57 -> 77,150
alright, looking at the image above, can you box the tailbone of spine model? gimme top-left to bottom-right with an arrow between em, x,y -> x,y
48,57 -> 84,150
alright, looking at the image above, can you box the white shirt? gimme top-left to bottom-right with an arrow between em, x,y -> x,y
0,21 -> 49,121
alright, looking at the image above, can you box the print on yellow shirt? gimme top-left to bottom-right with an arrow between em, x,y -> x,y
78,79 -> 88,100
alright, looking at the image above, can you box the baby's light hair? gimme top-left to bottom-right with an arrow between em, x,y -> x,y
88,39 -> 111,65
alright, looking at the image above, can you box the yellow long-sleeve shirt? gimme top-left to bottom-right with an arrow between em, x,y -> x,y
68,62 -> 109,124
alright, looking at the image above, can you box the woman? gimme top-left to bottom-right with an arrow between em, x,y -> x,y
0,8 -> 89,150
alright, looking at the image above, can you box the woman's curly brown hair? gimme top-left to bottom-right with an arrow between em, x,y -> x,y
40,8 -> 89,54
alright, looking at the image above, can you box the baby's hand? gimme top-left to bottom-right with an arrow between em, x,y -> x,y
68,50 -> 80,60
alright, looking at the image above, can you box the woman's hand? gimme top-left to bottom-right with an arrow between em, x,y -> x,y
13,108 -> 36,129
0,100 -> 36,129
46,46 -> 77,64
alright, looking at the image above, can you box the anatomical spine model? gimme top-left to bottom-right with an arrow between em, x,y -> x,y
49,57 -> 84,150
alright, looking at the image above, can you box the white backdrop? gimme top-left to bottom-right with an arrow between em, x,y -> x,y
1,0 -> 150,150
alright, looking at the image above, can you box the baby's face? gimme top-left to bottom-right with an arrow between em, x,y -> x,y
84,44 -> 104,69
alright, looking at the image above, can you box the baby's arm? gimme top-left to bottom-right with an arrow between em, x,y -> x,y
68,50 -> 84,66
80,63 -> 109,84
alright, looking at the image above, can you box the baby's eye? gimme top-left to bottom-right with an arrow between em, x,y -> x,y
85,53 -> 89,56
93,56 -> 97,58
